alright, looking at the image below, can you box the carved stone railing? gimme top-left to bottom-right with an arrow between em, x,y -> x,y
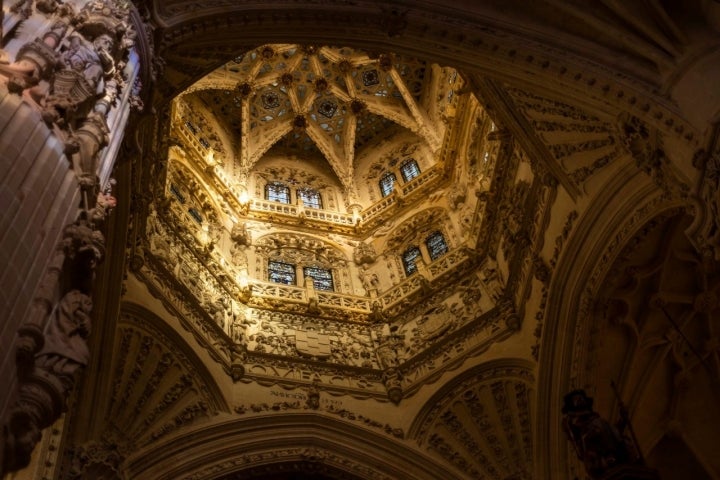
362,166 -> 441,225
250,281 -> 372,313
175,118 -> 213,167
401,167 -> 440,196
298,206 -> 356,225
316,290 -> 372,313
251,199 -> 299,216
380,275 -> 425,310
381,248 -> 472,311
361,194 -> 397,223
251,281 -> 306,303
426,248 -> 469,277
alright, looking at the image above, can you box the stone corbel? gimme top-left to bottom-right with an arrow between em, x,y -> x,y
382,368 -> 403,405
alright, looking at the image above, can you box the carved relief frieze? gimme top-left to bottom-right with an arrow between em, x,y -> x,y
243,309 -> 379,369
532,210 -> 578,360
398,306 -> 517,397
618,113 -> 690,198
233,397 -> 404,440
178,445 -> 395,480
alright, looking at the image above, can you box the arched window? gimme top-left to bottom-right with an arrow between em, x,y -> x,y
268,260 -> 296,285
379,172 -> 397,197
303,266 -> 334,291
297,187 -> 323,209
400,158 -> 420,182
402,246 -> 422,276
265,181 -> 291,204
426,231 -> 449,260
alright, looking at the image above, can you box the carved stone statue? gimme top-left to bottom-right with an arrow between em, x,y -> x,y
34,290 -> 93,384
562,390 -> 632,478
3,291 -> 93,473
360,267 -> 379,296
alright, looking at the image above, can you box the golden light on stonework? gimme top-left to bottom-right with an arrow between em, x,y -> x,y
145,42 -> 511,409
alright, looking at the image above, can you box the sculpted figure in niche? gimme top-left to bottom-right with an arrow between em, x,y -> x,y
360,267 -> 379,296
34,290 -> 93,388
43,32 -> 116,128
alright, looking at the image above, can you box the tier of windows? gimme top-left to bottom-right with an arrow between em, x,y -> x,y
402,231 -> 449,276
264,182 -> 324,209
379,159 -> 421,198
268,260 -> 334,291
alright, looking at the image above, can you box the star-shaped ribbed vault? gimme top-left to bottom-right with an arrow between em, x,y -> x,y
178,44 -> 446,200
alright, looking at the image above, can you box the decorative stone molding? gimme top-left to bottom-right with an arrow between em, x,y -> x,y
618,113 -> 690,199
532,210 -> 578,361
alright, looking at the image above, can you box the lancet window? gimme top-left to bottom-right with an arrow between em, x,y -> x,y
268,260 -> 297,285
426,231 -> 449,260
265,182 -> 291,204
402,246 -> 422,276
399,158 -> 420,182
379,172 -> 397,197
303,266 -> 334,291
297,187 -> 323,209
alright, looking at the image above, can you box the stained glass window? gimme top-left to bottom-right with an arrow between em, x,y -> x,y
426,231 -> 449,260
402,246 -> 422,276
298,188 -> 322,209
269,260 -> 296,285
265,182 -> 291,204
379,172 -> 397,197
400,158 -> 420,182
303,266 -> 334,291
